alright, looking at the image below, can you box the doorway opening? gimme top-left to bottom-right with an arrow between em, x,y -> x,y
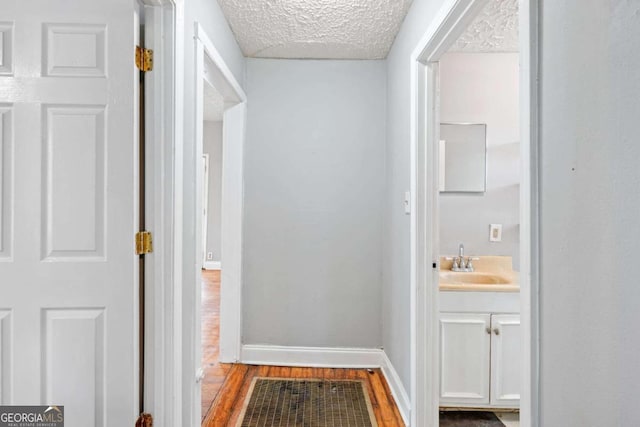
410,0 -> 538,425
200,80 -> 228,420
191,23 -> 247,425
437,10 -> 521,426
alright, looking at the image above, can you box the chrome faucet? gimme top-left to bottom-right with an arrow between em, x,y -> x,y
447,243 -> 478,272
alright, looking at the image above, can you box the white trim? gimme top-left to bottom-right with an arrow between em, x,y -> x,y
241,345 -> 383,368
380,351 -> 411,426
141,1 -> 183,426
188,21 -> 246,426
408,0 -> 539,426
201,153 -> 209,267
193,24 -> 247,104
192,22 -> 246,367
218,103 -> 246,363
203,261 -> 221,270
408,2 -> 488,423
518,1 -> 540,424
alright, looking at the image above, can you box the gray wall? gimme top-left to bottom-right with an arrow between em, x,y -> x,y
384,0 -> 640,422
383,0 -> 448,392
439,53 -> 520,269
203,121 -> 223,263
538,1 -> 640,425
243,59 -> 386,348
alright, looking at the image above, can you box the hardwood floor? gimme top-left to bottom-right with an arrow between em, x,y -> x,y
202,364 -> 406,426
201,270 -> 232,421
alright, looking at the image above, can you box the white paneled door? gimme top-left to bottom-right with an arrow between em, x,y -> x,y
0,1 -> 138,426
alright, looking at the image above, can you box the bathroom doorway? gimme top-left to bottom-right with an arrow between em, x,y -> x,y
437,16 -> 522,427
410,0 -> 539,425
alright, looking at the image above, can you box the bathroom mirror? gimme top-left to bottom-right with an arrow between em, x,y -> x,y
439,123 -> 487,193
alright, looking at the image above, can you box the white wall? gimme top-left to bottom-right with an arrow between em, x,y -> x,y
243,59 -> 386,348
203,121 -> 223,263
383,0 -> 448,392
539,1 -> 640,425
439,53 -> 520,269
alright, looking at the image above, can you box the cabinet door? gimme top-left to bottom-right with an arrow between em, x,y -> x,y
440,313 -> 491,405
490,314 -> 521,406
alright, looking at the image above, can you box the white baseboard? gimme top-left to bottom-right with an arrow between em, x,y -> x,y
380,351 -> 411,426
240,344 -> 410,425
203,261 -> 221,270
241,344 -> 382,368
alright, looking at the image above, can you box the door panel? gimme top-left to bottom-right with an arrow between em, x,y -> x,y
0,310 -> 10,403
491,314 -> 521,406
0,1 -> 137,426
0,106 -> 12,260
43,105 -> 106,260
0,23 -> 14,76
43,24 -> 107,78
440,312 -> 491,405
43,309 -> 106,424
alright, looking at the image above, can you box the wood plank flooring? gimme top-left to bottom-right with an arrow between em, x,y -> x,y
202,364 -> 406,426
201,270 -> 232,420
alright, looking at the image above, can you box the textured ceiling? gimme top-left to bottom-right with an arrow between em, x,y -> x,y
216,0 -> 413,59
450,0 -> 519,53
203,80 -> 224,122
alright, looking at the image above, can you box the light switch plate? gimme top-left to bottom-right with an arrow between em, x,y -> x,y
404,191 -> 411,214
489,224 -> 502,242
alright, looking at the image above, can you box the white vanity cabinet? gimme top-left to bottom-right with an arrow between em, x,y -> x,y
440,312 -> 520,408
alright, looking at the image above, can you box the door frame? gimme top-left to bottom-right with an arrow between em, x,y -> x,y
193,21 -> 246,362
141,4 -> 247,425
409,0 -> 540,425
139,0 -> 184,425
201,153 -> 209,267
190,21 -> 247,424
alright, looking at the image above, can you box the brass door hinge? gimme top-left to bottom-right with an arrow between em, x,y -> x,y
135,46 -> 153,72
135,413 -> 153,427
135,231 -> 153,255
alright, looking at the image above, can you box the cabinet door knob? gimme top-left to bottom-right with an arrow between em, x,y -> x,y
486,327 -> 492,335
493,328 -> 500,335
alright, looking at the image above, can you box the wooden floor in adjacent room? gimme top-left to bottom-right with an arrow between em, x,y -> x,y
202,364 -> 405,426
201,269 -> 232,421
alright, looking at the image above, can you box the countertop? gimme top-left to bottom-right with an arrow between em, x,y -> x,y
438,256 -> 520,293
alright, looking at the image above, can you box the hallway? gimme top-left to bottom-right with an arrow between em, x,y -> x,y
199,269 -> 404,425
201,270 -> 231,420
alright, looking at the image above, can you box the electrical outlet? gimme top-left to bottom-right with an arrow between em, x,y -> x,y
489,224 -> 503,242
206,252 -> 213,260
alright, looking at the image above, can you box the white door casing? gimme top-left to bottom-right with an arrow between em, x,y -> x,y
139,2 -> 184,426
0,1 -> 138,426
439,313 -> 491,405
490,314 -> 521,406
410,0 -> 539,423
201,154 -> 209,267
187,22 -> 246,426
